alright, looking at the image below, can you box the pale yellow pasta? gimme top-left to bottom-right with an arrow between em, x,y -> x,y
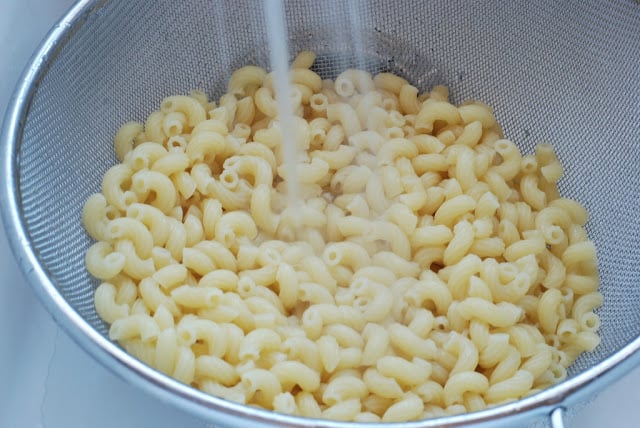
326,102 -> 361,136
565,273 -> 599,294
153,327 -> 178,375
469,237 -> 505,258
489,345 -> 521,384
455,121 -> 483,147
270,361 -> 320,392
381,165 -> 403,199
138,278 -> 180,318
549,198 -> 589,226
398,175 -> 427,211
109,313 -> 159,342
290,50 -> 316,70
445,333 -> 479,376
181,246 -> 215,276
521,343 -> 553,380
130,169 -> 177,214
458,102 -> 496,128
377,356 -> 431,387
363,368 -> 404,399
152,304 -> 174,331
323,241 -> 371,271
312,145 -> 357,170
114,121 -> 144,162
561,241 -> 597,269
280,336 -> 320,373
412,153 -> 449,174
405,278 -> 452,316
443,220 -> 475,266
377,138 -> 418,166
443,372 -> 489,406
322,325 -> 362,351
478,333 -> 511,368
411,224 -> 454,248
94,282 -> 129,323
152,264 -> 187,290
371,251 -> 420,278
254,87 -> 279,118
454,145 -> 477,190
84,57 -> 601,422
241,368 -> 282,407
195,355 -> 239,386
127,142 -> 168,172
114,240 -> 154,280
457,298 -> 523,328
485,370 -> 534,403
321,398 -> 361,422
126,203 -> 169,246
520,173 -> 547,211
387,323 -> 437,360
228,65 -> 267,97
183,212 -> 205,247
106,218 -> 154,258
289,68 -> 322,93
398,84 -> 421,115
503,233 -> 546,262
299,282 -> 334,305
335,69 -> 375,97
447,254 -> 482,300
353,279 -> 393,323
382,392 -> 424,422
270,392 -> 296,415
233,97 -> 256,126
160,112 -> 187,138
144,110 -> 166,144
492,139 -> 522,181
370,220 -> 412,259
538,288 -> 564,334
361,323 -> 390,366
571,292 -> 603,331
101,164 -> 135,211
293,391 -> 320,418
82,193 -> 113,241
160,95 -> 206,128
171,285 -> 222,309
541,160 -> 563,183
373,72 -> 409,95
482,169 -> 512,202
86,242 -> 126,280
201,381 -> 247,404
416,100 -> 462,134
434,194 -> 476,227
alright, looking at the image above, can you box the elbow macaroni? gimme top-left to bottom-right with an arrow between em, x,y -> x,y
82,52 -> 600,422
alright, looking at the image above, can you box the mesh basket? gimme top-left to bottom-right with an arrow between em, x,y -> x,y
2,0 -> 640,427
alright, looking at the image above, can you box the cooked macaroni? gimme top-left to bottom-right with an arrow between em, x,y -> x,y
82,50 -> 601,422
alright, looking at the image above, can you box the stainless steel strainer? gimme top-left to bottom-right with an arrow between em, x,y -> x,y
2,0 -> 639,427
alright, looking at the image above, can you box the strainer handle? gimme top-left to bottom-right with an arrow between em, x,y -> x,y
549,407 -> 566,428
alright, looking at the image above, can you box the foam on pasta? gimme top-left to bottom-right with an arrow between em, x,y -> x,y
82,51 -> 601,422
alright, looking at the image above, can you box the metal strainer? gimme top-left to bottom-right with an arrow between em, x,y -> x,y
1,0 -> 639,426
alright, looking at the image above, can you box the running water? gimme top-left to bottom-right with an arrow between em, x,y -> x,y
263,0 -> 300,208
347,0 -> 367,72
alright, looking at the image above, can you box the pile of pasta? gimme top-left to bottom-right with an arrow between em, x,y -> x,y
82,51 -> 601,422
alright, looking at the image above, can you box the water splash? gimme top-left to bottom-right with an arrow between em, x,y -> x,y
263,0 -> 300,208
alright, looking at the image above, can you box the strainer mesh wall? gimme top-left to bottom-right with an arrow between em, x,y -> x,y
17,0 -> 640,385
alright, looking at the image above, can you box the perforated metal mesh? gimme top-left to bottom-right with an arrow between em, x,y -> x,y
12,0 -> 640,423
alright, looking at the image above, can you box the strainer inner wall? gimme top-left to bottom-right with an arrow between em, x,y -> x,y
16,0 -> 640,389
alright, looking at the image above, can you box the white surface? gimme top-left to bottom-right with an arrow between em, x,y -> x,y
0,1 -> 639,427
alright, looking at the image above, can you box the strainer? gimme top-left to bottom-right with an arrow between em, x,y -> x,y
1,0 -> 639,427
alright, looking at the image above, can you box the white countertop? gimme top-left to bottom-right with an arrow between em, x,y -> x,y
1,1 -> 639,427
